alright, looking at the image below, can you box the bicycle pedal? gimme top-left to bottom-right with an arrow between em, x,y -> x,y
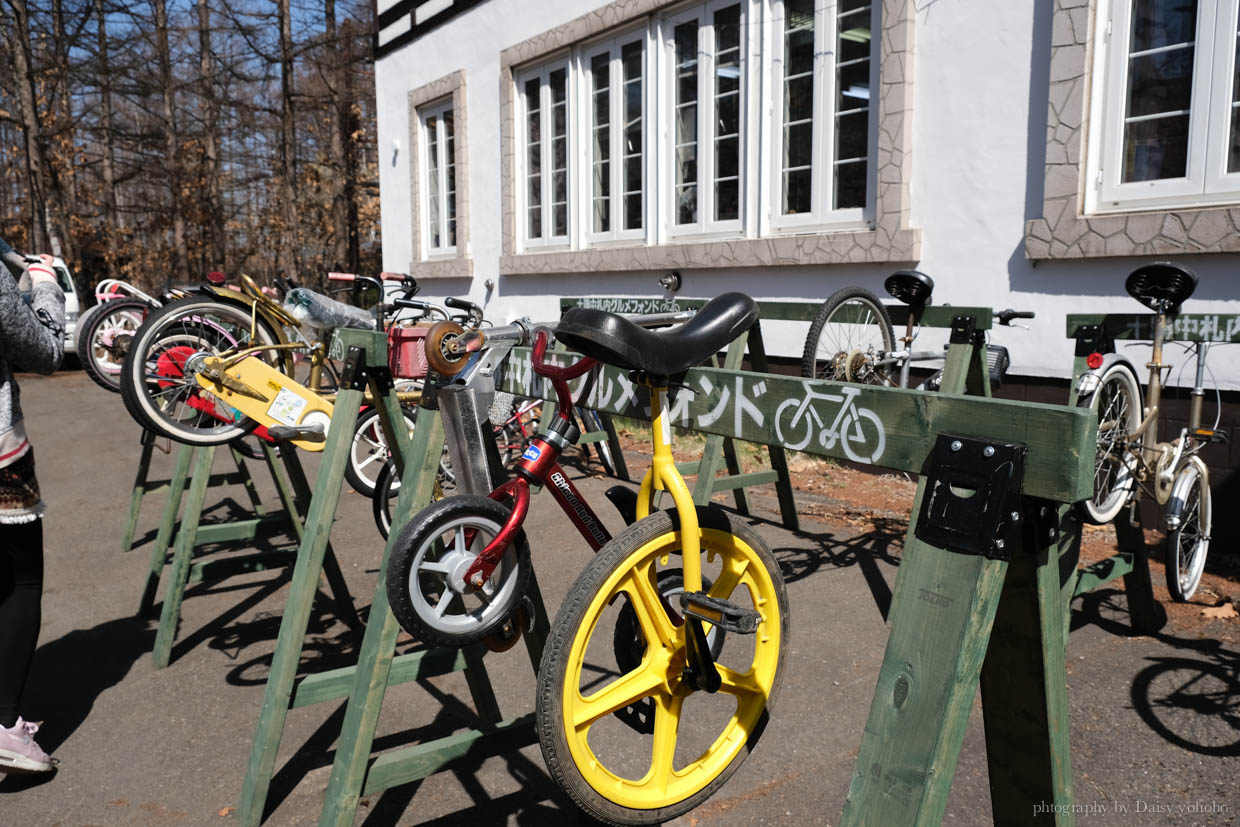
679,591 -> 761,634
1192,427 -> 1229,444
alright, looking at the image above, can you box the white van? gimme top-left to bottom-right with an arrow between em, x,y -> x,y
49,256 -> 80,354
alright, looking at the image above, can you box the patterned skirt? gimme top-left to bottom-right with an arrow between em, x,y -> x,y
0,450 -> 43,524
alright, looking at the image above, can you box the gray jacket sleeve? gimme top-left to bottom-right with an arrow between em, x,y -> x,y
0,272 -> 65,375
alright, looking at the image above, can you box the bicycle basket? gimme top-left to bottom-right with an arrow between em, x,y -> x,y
388,326 -> 430,379
986,345 -> 1010,388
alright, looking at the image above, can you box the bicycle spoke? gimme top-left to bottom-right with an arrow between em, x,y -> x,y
621,562 -> 680,652
646,692 -> 685,793
717,664 -> 764,698
572,660 -> 666,729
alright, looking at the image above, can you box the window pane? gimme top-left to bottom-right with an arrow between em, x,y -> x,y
622,39 -> 644,232
714,4 -> 742,221
835,158 -> 866,208
1131,0 -> 1197,53
1121,0 -> 1195,183
591,53 -> 610,234
784,168 -> 812,214
1230,31 -> 1240,173
427,115 -> 441,250
675,21 -> 699,224
550,68 -> 569,237
834,3 -> 872,210
524,78 -> 542,240
786,121 -> 813,168
786,0 -> 815,75
1123,114 -> 1190,181
786,74 -> 814,123
444,112 -> 455,247
1126,49 -> 1194,119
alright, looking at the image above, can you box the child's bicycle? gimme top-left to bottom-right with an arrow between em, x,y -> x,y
1073,262 -> 1228,601
385,294 -> 789,825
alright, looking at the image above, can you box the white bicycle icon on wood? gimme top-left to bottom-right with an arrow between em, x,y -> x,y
774,384 -> 886,464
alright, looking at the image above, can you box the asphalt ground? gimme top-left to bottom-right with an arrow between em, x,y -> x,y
1,368 -> 1237,826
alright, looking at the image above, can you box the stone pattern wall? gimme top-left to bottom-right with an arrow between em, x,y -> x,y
498,0 -> 920,274
1025,0 -> 1240,260
407,71 -> 474,279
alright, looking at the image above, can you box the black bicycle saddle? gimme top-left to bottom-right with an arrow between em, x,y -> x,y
556,293 -> 759,377
1125,262 -> 1197,312
884,270 -> 934,306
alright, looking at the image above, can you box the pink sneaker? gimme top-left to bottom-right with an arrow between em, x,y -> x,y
0,718 -> 54,773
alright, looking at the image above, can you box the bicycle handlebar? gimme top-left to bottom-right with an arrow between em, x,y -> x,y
996,308 -> 1036,326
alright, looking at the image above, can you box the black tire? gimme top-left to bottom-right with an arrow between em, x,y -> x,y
346,406 -> 416,497
1076,363 -> 1142,524
79,298 -> 150,393
119,295 -> 282,445
385,495 -> 532,646
800,287 -> 895,385
537,505 -> 789,826
1165,458 -> 1211,602
373,459 -> 399,539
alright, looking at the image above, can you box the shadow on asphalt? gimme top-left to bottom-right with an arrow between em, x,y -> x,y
768,518 -> 903,622
1074,588 -> 1240,757
0,616 -> 153,793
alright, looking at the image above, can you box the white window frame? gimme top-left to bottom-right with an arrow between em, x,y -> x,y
1089,0 -> 1240,212
762,0 -> 875,233
418,98 -> 457,259
580,27 -> 650,246
661,0 -> 748,239
517,57 -> 574,250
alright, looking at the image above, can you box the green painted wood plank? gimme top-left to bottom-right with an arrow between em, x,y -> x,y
1071,553 -> 1136,598
1115,508 -> 1165,633
138,442 -> 194,615
187,551 -> 297,585
978,507 -> 1076,824
1066,312 -> 1240,343
841,483 -> 1010,823
361,715 -> 538,796
122,431 -> 157,553
237,384 -> 368,827
329,328 -> 392,366
152,446 -> 217,669
707,470 -> 778,491
291,646 -> 477,709
317,407 -> 446,827
191,514 -> 291,545
498,354 -> 1096,503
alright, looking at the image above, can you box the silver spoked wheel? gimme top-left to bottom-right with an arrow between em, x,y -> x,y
385,495 -> 531,646
1077,364 -> 1142,524
800,287 -> 896,385
345,407 -> 415,497
1165,458 -> 1211,602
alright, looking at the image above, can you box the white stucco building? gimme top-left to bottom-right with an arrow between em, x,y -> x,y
371,0 -> 1240,394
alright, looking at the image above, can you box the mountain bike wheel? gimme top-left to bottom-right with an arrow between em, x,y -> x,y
80,298 -> 150,393
1077,363 -> 1141,524
386,495 -> 531,646
346,406 -> 416,497
537,506 -> 788,826
800,287 -> 895,385
120,296 -> 282,446
1165,457 -> 1211,602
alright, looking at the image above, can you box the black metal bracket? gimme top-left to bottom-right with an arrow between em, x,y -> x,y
949,315 -> 978,345
418,369 -> 446,410
915,433 -> 1027,561
367,364 -> 396,396
341,347 -> 368,391
1073,323 -> 1115,357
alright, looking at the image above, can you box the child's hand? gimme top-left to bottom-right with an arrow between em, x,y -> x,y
26,255 -> 56,288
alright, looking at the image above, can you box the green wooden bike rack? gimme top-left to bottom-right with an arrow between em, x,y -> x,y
123,428 -> 268,555
236,327 -> 545,827
488,310 -> 1095,824
140,435 -> 358,670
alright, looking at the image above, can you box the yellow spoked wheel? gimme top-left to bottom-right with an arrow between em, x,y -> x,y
537,505 -> 788,826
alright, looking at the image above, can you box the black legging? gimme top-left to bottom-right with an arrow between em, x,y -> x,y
0,519 -> 43,729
